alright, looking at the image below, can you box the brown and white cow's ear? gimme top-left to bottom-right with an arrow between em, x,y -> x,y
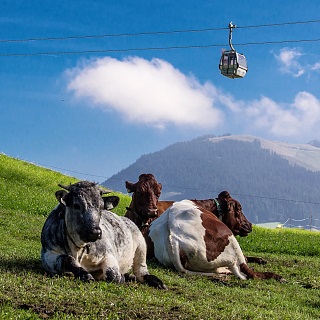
125,181 -> 136,193
103,196 -> 120,210
55,190 -> 68,206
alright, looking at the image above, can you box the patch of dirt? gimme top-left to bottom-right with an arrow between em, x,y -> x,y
18,302 -> 79,319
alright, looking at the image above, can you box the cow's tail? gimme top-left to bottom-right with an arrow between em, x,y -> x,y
166,228 -> 229,279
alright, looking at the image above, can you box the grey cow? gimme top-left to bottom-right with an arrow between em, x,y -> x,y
41,181 -> 166,289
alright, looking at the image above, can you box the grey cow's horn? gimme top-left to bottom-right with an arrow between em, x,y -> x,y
99,188 -> 112,195
58,183 -> 71,191
57,182 -> 112,195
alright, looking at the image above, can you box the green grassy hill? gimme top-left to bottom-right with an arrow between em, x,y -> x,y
0,154 -> 320,319
0,153 -> 130,217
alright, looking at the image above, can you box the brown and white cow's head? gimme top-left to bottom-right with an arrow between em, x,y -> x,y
217,191 -> 252,237
125,174 -> 162,223
56,181 -> 119,246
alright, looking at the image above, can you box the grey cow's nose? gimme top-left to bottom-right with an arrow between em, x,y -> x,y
87,227 -> 102,241
94,227 -> 102,239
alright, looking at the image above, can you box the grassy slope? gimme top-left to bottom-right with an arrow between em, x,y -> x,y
0,154 -> 320,319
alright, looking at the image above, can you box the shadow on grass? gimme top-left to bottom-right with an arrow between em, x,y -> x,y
0,257 -> 44,275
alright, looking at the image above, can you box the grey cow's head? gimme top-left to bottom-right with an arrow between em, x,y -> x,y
56,181 -> 120,246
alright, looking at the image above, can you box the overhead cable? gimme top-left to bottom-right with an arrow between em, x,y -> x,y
0,27 -> 227,43
24,159 -> 320,206
237,19 -> 320,29
1,37 -> 320,57
0,19 -> 320,43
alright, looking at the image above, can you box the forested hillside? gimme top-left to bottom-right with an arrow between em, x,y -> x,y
103,135 -> 320,226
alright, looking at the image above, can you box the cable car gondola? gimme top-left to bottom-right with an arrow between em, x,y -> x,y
219,22 -> 248,79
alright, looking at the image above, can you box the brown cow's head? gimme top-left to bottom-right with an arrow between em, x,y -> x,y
218,191 -> 252,237
126,174 -> 162,223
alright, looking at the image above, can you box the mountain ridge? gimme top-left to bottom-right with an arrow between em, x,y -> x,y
102,134 -> 320,227
207,135 -> 320,172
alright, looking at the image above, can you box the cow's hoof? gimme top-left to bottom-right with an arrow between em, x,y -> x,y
257,258 -> 268,265
124,273 -> 137,282
246,256 -> 268,265
144,274 -> 167,290
105,267 -> 123,283
81,273 -> 95,282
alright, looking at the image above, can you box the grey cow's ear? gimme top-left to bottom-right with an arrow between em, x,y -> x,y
55,190 -> 68,206
103,196 -> 120,210
125,181 -> 136,193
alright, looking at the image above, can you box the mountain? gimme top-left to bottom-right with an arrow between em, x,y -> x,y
308,139 -> 320,148
212,135 -> 320,172
102,134 -> 320,227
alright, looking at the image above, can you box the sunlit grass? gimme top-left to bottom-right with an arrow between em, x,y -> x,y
238,225 -> 320,256
0,154 -> 320,319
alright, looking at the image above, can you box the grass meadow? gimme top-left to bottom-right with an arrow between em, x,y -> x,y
0,153 -> 320,319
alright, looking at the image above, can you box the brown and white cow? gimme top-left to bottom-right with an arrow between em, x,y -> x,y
125,174 -> 283,280
149,199 -> 284,280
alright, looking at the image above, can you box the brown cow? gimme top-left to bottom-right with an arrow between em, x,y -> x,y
125,174 -> 162,259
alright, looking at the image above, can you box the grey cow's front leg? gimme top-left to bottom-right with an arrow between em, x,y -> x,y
105,266 -> 125,283
58,255 -> 94,281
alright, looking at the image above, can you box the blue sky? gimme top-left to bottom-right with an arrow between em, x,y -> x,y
1,1 -> 320,182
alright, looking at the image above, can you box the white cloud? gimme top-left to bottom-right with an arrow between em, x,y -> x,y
66,56 -> 223,130
274,48 -> 305,77
311,62 -> 320,71
244,92 -> 320,139
274,48 -> 320,78
65,56 -> 320,142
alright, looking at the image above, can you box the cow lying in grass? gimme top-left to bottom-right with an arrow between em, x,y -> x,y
149,199 -> 284,280
41,181 -> 166,289
125,174 -> 284,281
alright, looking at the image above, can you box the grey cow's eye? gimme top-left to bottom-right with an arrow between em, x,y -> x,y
73,203 -> 81,210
